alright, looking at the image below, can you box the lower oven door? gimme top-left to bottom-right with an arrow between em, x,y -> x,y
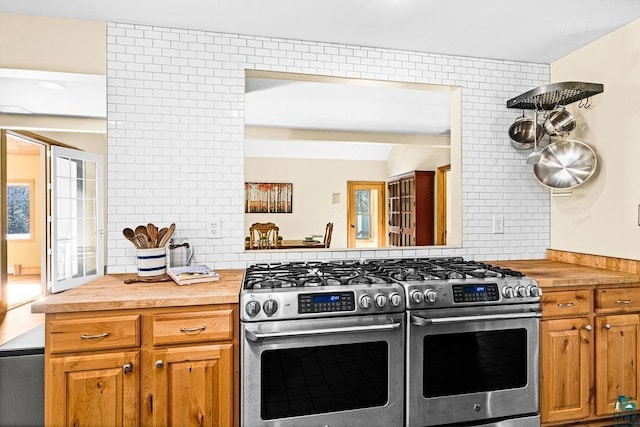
241,313 -> 404,427
406,307 -> 540,427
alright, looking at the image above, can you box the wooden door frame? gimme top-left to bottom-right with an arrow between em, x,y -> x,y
347,181 -> 386,248
0,130 -> 7,319
436,164 -> 450,245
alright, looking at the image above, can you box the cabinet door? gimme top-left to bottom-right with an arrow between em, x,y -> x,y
595,314 -> 640,415
48,351 -> 140,426
151,344 -> 233,427
540,317 -> 592,423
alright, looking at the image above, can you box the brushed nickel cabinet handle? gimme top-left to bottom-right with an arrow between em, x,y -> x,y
605,323 -> 611,329
123,363 -> 133,374
584,325 -> 592,331
616,300 -> 633,305
155,360 -> 164,368
80,332 -> 110,339
557,303 -> 575,308
180,325 -> 206,333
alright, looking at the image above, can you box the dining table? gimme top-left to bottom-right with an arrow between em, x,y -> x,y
278,239 -> 325,249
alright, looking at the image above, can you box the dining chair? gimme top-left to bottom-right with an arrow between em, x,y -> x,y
249,222 -> 279,249
323,222 -> 334,248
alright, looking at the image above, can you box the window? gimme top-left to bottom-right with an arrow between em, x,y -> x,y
355,190 -> 371,240
7,181 -> 34,240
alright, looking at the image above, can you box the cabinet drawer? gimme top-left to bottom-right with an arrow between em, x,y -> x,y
152,310 -> 234,346
541,290 -> 591,318
596,288 -> 640,312
49,315 -> 140,354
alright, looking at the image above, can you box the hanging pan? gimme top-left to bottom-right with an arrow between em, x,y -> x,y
533,139 -> 597,189
508,113 -> 543,149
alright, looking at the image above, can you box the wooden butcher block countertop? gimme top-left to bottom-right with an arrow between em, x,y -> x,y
31,269 -> 244,314
492,259 -> 640,289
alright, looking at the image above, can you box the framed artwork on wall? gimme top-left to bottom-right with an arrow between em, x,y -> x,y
245,182 -> 293,213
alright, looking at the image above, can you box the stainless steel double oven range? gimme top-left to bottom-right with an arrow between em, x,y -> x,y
240,257 -> 542,427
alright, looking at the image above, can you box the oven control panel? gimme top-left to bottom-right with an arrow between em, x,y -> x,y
453,284 -> 499,303
298,292 -> 355,314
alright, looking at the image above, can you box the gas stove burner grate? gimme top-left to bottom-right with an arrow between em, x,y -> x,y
244,261 -> 393,289
243,258 -> 527,290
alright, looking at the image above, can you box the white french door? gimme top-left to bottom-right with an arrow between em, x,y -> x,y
50,146 -> 104,293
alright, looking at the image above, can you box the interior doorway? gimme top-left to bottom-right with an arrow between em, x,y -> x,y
5,132 -> 46,308
436,164 -> 451,245
347,181 -> 386,248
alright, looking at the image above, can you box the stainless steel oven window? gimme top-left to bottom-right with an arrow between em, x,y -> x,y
423,328 -> 527,397
260,341 -> 389,419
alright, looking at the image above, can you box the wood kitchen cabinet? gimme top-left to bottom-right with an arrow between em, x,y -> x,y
387,170 -> 435,247
44,305 -> 238,427
540,285 -> 640,426
540,290 -> 593,424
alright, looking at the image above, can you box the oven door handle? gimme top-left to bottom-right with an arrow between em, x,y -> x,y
410,311 -> 541,326
245,321 -> 401,342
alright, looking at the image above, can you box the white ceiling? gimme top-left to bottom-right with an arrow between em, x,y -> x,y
0,69 -> 106,117
1,0 -> 639,63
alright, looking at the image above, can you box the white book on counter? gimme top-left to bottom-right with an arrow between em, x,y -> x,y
167,265 -> 220,285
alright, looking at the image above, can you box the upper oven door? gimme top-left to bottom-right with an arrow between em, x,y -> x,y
241,313 -> 405,427
406,306 -> 540,427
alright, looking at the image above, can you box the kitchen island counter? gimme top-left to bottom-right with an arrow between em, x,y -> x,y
491,259 -> 640,289
31,269 -> 244,314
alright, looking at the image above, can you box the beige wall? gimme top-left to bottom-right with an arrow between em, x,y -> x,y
245,157 -> 388,248
7,152 -> 42,272
550,19 -> 640,260
386,145 -> 450,177
0,13 -> 105,74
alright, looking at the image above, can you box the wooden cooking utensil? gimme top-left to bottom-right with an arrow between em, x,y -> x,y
135,225 -> 150,246
124,274 -> 172,284
156,227 -> 168,247
133,233 -> 149,249
122,228 -> 140,248
158,223 -> 175,248
147,223 -> 158,248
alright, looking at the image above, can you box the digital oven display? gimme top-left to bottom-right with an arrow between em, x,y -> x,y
312,294 -> 340,304
298,292 -> 355,313
453,283 -> 499,303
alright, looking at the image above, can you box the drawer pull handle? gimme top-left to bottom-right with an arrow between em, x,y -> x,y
180,325 -> 206,333
616,300 -> 633,305
584,325 -> 592,331
155,360 -> 164,369
80,332 -> 110,340
123,363 -> 133,374
557,303 -> 575,308
605,323 -> 611,330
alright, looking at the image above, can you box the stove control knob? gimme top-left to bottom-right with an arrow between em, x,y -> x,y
424,289 -> 438,304
263,299 -> 278,316
245,300 -> 261,316
502,286 -> 515,299
528,285 -> 542,297
360,294 -> 372,309
389,292 -> 402,307
411,290 -> 424,304
516,286 -> 528,298
375,294 -> 388,308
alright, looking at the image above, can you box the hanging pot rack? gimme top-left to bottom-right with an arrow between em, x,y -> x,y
506,81 -> 603,110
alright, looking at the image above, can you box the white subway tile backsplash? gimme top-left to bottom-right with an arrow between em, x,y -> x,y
106,22 -> 550,272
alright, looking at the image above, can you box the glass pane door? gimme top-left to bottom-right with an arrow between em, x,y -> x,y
50,147 -> 103,293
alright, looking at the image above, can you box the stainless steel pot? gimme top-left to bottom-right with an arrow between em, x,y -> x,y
509,115 -> 543,149
533,139 -> 597,189
544,106 -> 576,136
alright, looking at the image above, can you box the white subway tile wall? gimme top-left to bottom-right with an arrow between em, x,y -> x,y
106,22 -> 550,273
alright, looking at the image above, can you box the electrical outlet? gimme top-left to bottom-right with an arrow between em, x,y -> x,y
207,217 -> 222,239
492,215 -> 504,234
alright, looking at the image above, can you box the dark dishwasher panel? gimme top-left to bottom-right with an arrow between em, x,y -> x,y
0,325 -> 44,427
